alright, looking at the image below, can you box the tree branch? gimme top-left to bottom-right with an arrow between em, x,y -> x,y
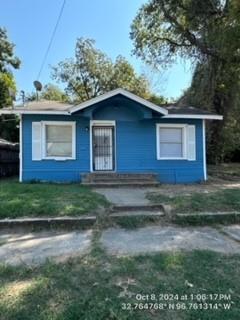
152,36 -> 192,48
160,0 -> 219,58
77,68 -> 90,100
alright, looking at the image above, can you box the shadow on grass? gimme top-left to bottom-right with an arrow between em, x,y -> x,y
1,251 -> 240,320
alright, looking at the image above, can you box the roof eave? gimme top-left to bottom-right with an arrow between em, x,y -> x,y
162,114 -> 223,120
0,109 -> 70,115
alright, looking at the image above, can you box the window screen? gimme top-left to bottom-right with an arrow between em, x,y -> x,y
46,125 -> 72,157
159,127 -> 183,158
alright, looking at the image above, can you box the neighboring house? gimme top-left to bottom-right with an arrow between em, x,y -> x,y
0,138 -> 19,177
0,88 -> 222,183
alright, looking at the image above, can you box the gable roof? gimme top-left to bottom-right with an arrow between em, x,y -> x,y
69,88 -> 168,115
0,88 -> 223,120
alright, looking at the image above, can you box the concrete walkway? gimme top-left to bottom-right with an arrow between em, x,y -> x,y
94,187 -> 154,205
222,225 -> 240,242
1,225 -> 240,266
0,230 -> 92,266
101,225 -> 240,255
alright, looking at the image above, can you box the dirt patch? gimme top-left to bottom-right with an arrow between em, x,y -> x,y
152,176 -> 240,197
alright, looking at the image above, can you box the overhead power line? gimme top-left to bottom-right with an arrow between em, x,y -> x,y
37,0 -> 66,80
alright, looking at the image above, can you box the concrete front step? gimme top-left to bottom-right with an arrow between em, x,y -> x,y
110,210 -> 165,217
81,173 -> 159,183
112,204 -> 165,212
82,182 -> 160,188
82,177 -> 158,183
83,173 -> 158,179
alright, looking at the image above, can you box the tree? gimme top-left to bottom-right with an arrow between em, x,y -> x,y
131,0 -> 240,163
0,27 -> 20,142
148,93 -> 168,105
0,73 -> 16,107
52,38 -> 151,102
0,27 -> 20,108
41,84 -> 69,102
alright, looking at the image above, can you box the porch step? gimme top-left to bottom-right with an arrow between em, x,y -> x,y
81,182 -> 160,188
111,211 -> 164,217
112,204 -> 165,212
81,173 -> 160,187
83,173 -> 158,180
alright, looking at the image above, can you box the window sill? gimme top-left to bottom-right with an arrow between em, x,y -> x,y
42,157 -> 75,161
157,157 -> 187,160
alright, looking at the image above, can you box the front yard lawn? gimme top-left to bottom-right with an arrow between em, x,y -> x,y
0,180 -> 109,219
147,188 -> 240,213
0,250 -> 239,319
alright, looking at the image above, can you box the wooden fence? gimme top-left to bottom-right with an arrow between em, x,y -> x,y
0,139 -> 19,177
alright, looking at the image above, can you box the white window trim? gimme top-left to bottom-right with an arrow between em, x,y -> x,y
90,120 -> 116,127
41,121 -> 76,160
156,124 -> 187,160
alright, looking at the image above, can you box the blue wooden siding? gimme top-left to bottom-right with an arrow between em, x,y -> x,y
22,97 -> 205,183
22,115 -> 90,182
116,119 -> 203,183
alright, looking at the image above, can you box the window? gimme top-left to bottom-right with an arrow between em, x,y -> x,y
157,124 -> 187,159
43,122 -> 75,159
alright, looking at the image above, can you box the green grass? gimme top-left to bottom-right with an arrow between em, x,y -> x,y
0,250 -> 239,319
147,189 -> 240,213
0,180 -> 109,218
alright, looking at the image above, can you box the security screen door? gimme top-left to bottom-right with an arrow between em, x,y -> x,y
92,126 -> 115,171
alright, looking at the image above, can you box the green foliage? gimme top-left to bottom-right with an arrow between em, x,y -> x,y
148,93 -> 168,105
131,0 -> 240,163
41,83 -> 69,102
0,73 -> 18,143
0,115 -> 19,142
0,27 -> 20,73
0,27 -> 20,108
109,55 -> 150,98
131,0 -> 240,66
0,73 -> 16,108
52,38 -> 151,102
0,27 -> 20,142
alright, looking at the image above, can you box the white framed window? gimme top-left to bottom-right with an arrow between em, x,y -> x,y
42,121 -> 76,160
156,124 -> 187,160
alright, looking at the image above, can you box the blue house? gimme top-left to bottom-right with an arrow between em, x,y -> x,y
0,89 -> 222,184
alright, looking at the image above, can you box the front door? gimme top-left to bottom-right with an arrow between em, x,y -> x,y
92,126 -> 115,171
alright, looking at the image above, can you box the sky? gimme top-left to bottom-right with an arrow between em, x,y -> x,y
0,0 -> 193,101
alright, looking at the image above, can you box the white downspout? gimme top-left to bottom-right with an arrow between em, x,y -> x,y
202,119 -> 207,181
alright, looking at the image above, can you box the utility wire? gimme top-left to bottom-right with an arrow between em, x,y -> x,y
36,0 -> 66,80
